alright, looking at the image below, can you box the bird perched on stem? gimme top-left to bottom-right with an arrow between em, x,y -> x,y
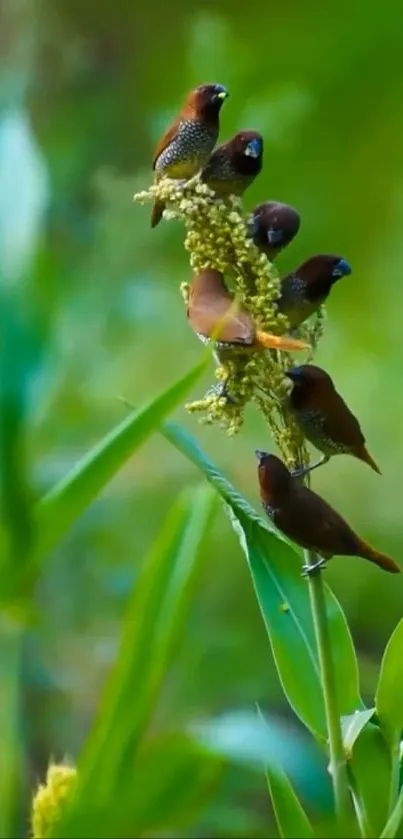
151,83 -> 229,227
285,365 -> 381,477
187,269 -> 308,354
200,131 -> 263,196
278,254 -> 352,328
247,201 -> 300,260
255,451 -> 399,575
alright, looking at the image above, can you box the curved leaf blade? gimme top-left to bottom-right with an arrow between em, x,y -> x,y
32,359 -> 206,564
161,420 -> 362,739
342,708 -> 375,757
348,723 -> 391,838
376,618 -> 403,745
267,768 -> 314,839
57,484 -> 217,837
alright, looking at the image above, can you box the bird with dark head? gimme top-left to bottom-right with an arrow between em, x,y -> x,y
151,83 -> 229,227
278,254 -> 352,328
201,130 -> 263,196
187,269 -> 308,356
285,364 -> 381,477
247,201 -> 301,260
255,451 -> 399,575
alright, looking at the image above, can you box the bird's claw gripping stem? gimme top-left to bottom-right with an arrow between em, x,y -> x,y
302,557 -> 327,577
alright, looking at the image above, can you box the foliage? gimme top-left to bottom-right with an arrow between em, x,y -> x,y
1,0 -> 403,836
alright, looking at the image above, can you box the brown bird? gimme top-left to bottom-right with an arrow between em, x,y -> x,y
285,365 -> 381,477
187,269 -> 308,354
151,83 -> 229,227
278,254 -> 352,328
247,201 -> 300,260
201,131 -> 263,196
255,451 -> 399,575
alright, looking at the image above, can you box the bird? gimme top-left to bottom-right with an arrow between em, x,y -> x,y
278,254 -> 352,328
247,201 -> 300,260
200,130 -> 263,196
151,83 -> 229,227
255,451 -> 399,575
187,269 -> 308,355
285,365 -> 381,478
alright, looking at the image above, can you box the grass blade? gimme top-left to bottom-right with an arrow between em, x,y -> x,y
161,419 -> 362,739
57,483 -> 216,837
32,359 -> 206,565
267,768 -> 314,839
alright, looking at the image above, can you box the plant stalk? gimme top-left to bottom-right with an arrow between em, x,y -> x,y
304,549 -> 354,833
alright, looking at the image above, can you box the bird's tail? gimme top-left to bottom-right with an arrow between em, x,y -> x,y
256,329 -> 308,352
151,198 -> 165,228
357,540 -> 400,574
355,444 -> 382,475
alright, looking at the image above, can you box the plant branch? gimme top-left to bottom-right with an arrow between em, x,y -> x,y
381,787 -> 403,838
304,549 -> 354,833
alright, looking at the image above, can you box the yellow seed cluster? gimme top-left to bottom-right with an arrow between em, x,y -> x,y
31,762 -> 77,838
134,176 -> 323,467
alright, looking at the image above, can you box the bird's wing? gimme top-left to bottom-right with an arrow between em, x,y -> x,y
152,119 -> 181,170
280,485 -> 358,557
322,391 -> 365,447
190,295 -> 254,345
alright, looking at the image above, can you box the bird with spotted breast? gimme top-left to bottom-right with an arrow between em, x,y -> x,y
247,200 -> 300,260
201,131 -> 263,196
278,254 -> 352,328
151,83 -> 229,228
285,364 -> 381,477
255,451 -> 399,575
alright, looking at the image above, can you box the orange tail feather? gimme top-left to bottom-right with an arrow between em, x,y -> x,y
151,198 -> 165,228
256,329 -> 308,352
355,445 -> 381,475
358,541 -> 400,574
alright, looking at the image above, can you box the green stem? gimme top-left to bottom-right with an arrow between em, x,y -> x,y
381,787 -> 403,838
305,549 -> 354,833
388,743 -> 400,814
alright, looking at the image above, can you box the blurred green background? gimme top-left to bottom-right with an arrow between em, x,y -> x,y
2,0 -> 403,834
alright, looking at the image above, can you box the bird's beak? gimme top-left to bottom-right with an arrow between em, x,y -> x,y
332,257 -> 352,278
244,143 -> 260,158
217,89 -> 229,100
267,226 -> 283,245
255,449 -> 268,463
285,369 -> 298,381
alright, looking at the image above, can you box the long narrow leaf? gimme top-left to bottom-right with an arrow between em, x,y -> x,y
376,618 -> 403,745
267,768 -> 314,839
161,419 -> 362,739
57,484 -> 216,838
32,359 -> 206,564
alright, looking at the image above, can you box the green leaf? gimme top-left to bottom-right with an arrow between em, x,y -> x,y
57,484 -> 216,838
32,359 -> 206,565
348,723 -> 391,838
341,708 -> 375,757
0,619 -> 24,838
376,618 -> 403,745
161,420 -> 362,739
267,768 -> 314,839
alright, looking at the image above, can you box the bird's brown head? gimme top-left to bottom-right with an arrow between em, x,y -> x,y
249,201 -> 300,249
226,131 -> 264,174
186,83 -> 229,120
298,254 -> 352,291
285,364 -> 335,408
255,450 -> 292,505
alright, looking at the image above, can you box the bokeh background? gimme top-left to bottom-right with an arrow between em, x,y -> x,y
3,0 -> 403,834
